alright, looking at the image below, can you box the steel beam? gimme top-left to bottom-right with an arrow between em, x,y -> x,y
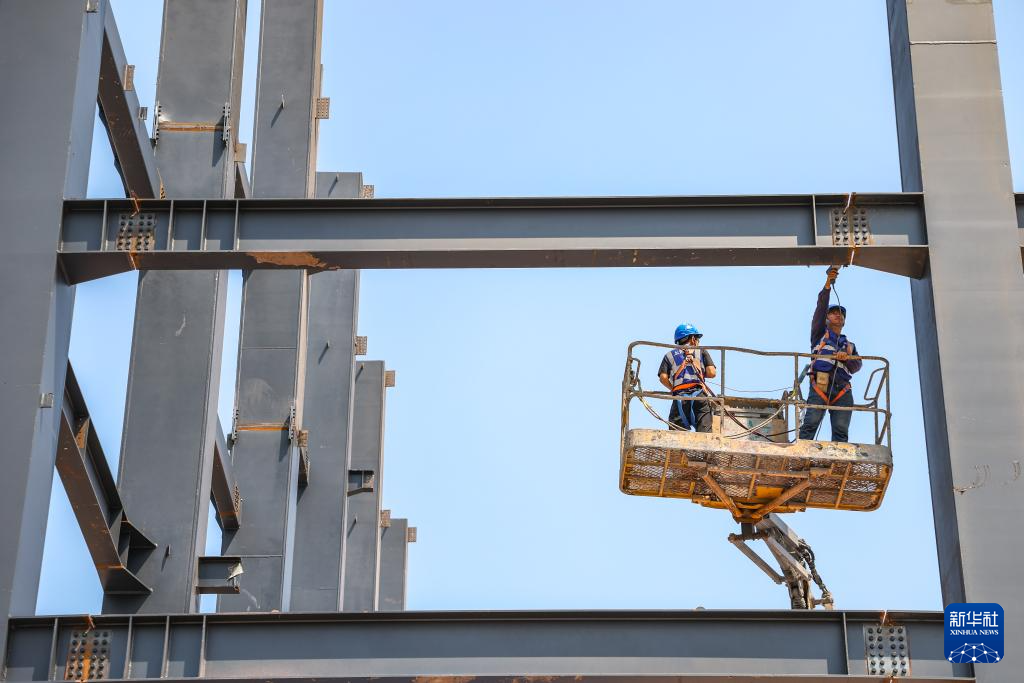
235,161 -> 251,199
218,0 -> 325,613
377,518 -> 410,611
55,362 -> 155,595
288,177 -> 363,611
97,8 -> 160,199
210,422 -> 240,532
104,0 -> 247,615
0,0 -> 105,658
315,172 -> 364,200
4,610 -> 962,680
342,362 -> 387,612
887,3 -> 1024,682
58,193 -> 934,282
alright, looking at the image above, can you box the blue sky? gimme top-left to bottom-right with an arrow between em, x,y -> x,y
38,0 -> 1024,614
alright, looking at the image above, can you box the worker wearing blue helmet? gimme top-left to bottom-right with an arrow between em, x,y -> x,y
658,323 -> 717,432
798,267 -> 862,442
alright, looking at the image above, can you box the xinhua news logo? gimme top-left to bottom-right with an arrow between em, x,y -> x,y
945,603 -> 1004,664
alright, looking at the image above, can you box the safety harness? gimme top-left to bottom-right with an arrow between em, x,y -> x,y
810,331 -> 852,405
669,348 -> 704,394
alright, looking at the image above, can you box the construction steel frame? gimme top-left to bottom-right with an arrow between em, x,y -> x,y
1,0 -> 1022,681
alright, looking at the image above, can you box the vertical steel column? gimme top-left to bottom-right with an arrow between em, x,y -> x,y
0,0 -> 105,655
377,518 -> 410,611
888,2 -> 1024,678
219,0 -> 325,612
342,362 -> 387,612
104,0 -> 247,615
288,175 -> 364,611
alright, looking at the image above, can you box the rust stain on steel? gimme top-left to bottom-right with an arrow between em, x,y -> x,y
235,423 -> 288,432
157,121 -> 224,133
248,251 -> 335,270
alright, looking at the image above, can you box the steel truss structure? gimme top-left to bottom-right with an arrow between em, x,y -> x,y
1,0 -> 1022,682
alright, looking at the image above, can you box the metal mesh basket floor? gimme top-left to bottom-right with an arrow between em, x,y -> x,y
621,429 -> 892,514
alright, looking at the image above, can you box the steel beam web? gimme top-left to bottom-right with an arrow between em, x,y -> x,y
289,174 -> 364,611
342,362 -> 386,611
218,0 -> 325,612
887,2 -> 1024,682
97,8 -> 160,199
4,610 -> 961,680
377,518 -> 410,611
57,193 -> 935,282
0,0 -> 106,659
104,0 -> 247,615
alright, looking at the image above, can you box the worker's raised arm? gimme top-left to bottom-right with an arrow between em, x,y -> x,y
810,268 -> 837,345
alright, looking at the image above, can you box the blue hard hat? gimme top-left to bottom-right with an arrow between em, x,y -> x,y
827,304 -> 847,318
674,323 -> 702,343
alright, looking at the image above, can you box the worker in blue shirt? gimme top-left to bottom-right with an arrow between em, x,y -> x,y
799,267 -> 862,442
659,323 -> 717,432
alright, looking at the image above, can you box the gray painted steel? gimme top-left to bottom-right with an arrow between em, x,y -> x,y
219,0 -> 325,612
378,518 -> 409,611
105,0 -> 246,615
211,421 -> 240,531
0,0 -> 105,658
3,611 -> 962,680
57,193 -> 936,282
248,0 -> 324,199
235,162 -> 251,199
55,363 -> 154,595
343,362 -> 387,612
218,271 -> 306,611
315,172 -> 364,199
98,9 -> 160,199
290,269 -> 358,611
887,3 -> 1024,681
288,177 -> 363,611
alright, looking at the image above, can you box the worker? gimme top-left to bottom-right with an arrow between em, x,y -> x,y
799,267 -> 862,442
659,323 -> 717,432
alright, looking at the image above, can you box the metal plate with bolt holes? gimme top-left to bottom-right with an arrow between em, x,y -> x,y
865,623 -> 910,678
355,336 -> 368,355
315,97 -> 330,119
64,629 -> 111,680
360,184 -> 375,199
385,370 -> 396,388
407,527 -> 417,543
830,207 -> 873,246
380,509 -> 391,527
115,213 -> 156,252
122,64 -> 134,91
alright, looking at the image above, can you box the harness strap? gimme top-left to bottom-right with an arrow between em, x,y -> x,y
814,332 -> 852,371
811,381 -> 851,405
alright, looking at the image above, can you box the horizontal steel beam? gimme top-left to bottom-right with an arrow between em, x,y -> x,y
54,363 -> 155,595
58,194 -> 933,283
97,9 -> 160,199
210,421 -> 240,531
4,610 -> 963,681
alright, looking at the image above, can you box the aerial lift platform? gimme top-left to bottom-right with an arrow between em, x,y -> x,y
619,342 -> 894,608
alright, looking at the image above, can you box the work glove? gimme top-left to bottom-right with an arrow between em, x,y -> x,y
825,266 -> 839,289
